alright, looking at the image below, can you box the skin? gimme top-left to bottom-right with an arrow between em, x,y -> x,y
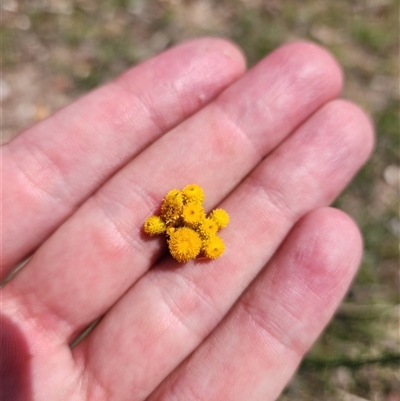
1,38 -> 374,401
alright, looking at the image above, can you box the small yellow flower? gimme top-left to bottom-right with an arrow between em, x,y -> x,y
144,215 -> 166,236
198,218 -> 219,239
166,226 -> 176,236
181,202 -> 206,227
161,189 -> 184,225
203,235 -> 225,259
209,208 -> 230,229
144,184 -> 228,262
182,184 -> 205,204
168,227 -> 202,262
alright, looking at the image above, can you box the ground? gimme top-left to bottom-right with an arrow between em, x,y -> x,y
2,0 -> 399,400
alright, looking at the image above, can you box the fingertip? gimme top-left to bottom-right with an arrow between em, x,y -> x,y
306,206 -> 363,246
294,206 -> 363,279
160,37 -> 247,82
182,37 -> 247,74
271,40 -> 344,100
304,99 -> 375,181
117,37 -> 247,98
285,40 -> 343,88
324,98 -> 376,160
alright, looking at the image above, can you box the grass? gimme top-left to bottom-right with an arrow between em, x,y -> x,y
3,0 -> 399,399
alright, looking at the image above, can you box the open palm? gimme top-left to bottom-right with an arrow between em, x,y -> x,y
1,38 -> 373,401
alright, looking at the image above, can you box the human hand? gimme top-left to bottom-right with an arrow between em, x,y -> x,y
1,38 -> 374,401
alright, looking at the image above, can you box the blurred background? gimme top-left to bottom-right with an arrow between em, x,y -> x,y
2,0 -> 399,399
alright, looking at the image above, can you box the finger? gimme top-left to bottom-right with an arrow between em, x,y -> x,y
147,208 -> 363,401
3,42 -> 343,342
71,100 -> 373,401
1,37 -> 246,278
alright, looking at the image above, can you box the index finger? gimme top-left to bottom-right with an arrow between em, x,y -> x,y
1,38 -> 246,278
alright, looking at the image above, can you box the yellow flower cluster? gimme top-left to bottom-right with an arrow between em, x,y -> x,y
144,184 -> 229,262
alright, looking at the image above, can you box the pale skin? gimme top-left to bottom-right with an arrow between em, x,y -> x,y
1,38 -> 374,401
